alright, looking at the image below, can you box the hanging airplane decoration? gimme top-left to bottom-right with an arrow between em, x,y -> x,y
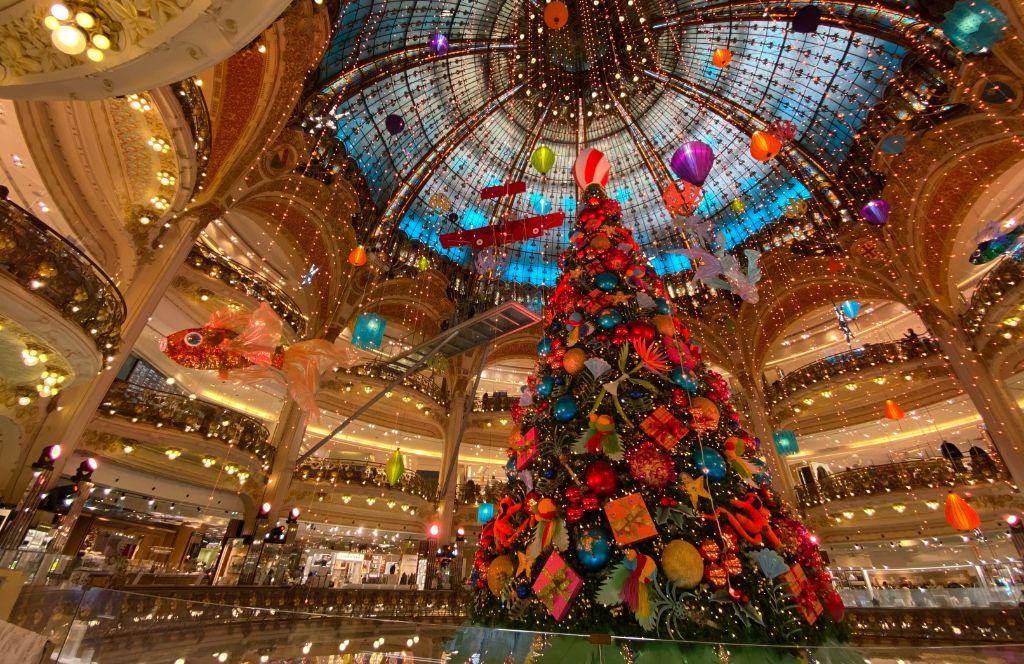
969,223 -> 1024,264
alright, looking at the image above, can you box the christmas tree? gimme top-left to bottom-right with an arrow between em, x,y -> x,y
470,183 -> 847,658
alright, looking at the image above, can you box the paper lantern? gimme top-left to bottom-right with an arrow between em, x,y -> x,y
731,198 -> 746,213
573,147 -> 610,189
711,48 -> 732,67
477,502 -> 495,524
662,181 -> 704,217
347,245 -> 367,267
941,1 -> 1007,54
428,192 -> 452,213
385,449 -> 404,486
670,141 -> 715,187
385,114 -> 405,135
428,32 -> 449,55
884,399 -> 905,421
750,131 -> 781,161
353,313 -> 386,350
772,430 -> 800,456
792,5 -> 822,33
839,300 -> 860,320
945,491 -> 981,531
531,144 -> 555,174
860,199 -> 891,226
544,0 -> 569,29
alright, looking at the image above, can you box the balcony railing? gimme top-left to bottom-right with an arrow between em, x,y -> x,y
767,337 -> 941,404
963,257 -> 1024,336
295,457 -> 437,502
456,479 -> 509,506
473,394 -> 517,412
341,363 -> 449,408
187,244 -> 307,337
169,78 -> 212,193
100,380 -> 274,468
0,197 -> 125,355
796,456 -> 1009,509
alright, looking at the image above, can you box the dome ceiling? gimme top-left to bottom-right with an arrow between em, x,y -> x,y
312,1 -> 935,286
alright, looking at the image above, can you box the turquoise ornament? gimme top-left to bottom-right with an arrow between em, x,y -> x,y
538,337 -> 552,356
693,447 -> 727,481
553,395 -> 578,422
672,367 -> 699,391
536,375 -> 555,398
598,309 -> 623,329
595,272 -> 619,291
576,527 -> 612,570
655,298 -> 671,315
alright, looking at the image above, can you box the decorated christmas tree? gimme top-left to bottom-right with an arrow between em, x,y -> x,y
470,181 -> 848,659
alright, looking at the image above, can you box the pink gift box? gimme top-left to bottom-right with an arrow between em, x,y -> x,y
513,427 -> 538,470
532,551 -> 583,621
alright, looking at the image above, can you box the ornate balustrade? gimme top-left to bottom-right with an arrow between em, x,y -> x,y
187,244 -> 307,337
340,364 -> 449,408
456,479 -> 509,507
0,197 -> 125,355
100,380 -> 274,469
473,394 -> 517,412
168,78 -> 212,194
796,457 -> 1009,509
963,257 -> 1024,336
847,606 -> 1024,645
767,337 -> 941,405
295,457 -> 437,502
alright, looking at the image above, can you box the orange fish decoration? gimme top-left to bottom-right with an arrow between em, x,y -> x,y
160,302 -> 352,420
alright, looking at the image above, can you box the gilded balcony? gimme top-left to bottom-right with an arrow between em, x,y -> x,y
337,364 -> 450,409
295,457 -> 437,505
186,244 -> 307,337
0,196 -> 125,359
99,379 -> 274,469
795,457 -> 1010,509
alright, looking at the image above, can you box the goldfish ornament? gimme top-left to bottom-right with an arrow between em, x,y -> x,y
160,302 -> 351,420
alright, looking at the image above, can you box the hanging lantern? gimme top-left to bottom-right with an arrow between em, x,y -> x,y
573,147 -> 610,189
385,449 -> 405,486
348,245 -> 367,267
711,48 -> 732,68
428,192 -> 452,213
750,131 -> 781,161
730,198 -> 746,214
860,199 -> 891,226
544,0 -> 569,30
670,141 -> 715,187
792,5 -> 822,33
429,32 -> 449,55
772,430 -> 800,456
839,300 -> 860,320
884,399 -> 905,421
531,144 -> 555,175
417,255 -> 430,271
352,313 -> 386,350
385,114 -> 405,135
945,491 -> 981,531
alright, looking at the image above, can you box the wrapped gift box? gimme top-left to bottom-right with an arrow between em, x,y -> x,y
604,493 -> 658,545
512,427 -> 538,470
780,563 -> 823,624
532,551 -> 583,621
640,406 -> 689,450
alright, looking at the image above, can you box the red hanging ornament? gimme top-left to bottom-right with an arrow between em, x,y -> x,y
705,563 -> 728,588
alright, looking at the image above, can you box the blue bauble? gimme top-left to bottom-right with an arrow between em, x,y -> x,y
672,367 -> 699,391
629,389 -> 643,399
537,337 -> 552,356
595,272 -> 619,291
543,467 -> 556,480
655,298 -> 671,315
576,527 -> 612,570
550,321 -> 562,332
536,375 -> 555,398
554,376 -> 565,385
553,395 -> 578,422
516,583 -> 532,599
597,309 -> 623,329
693,448 -> 727,481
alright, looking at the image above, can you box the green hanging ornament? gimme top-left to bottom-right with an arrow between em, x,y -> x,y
385,448 -> 405,486
417,255 -> 430,271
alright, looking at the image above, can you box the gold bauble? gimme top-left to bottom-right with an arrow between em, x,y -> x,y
662,539 -> 704,589
689,397 -> 720,433
486,554 -> 514,595
652,315 -> 675,336
589,234 -> 612,250
563,348 -> 587,374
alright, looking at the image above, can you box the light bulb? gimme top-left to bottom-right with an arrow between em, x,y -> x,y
91,33 -> 110,50
49,3 -> 70,20
75,12 -> 95,29
52,25 -> 87,54
85,47 -> 103,62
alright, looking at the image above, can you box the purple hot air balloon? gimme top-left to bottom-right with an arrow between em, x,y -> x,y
385,114 -> 405,135
860,199 -> 891,226
429,32 -> 449,56
670,141 -> 715,188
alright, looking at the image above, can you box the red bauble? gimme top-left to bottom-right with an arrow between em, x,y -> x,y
581,493 -> 600,511
824,591 -> 845,623
671,389 -> 689,409
584,460 -> 620,497
698,539 -> 721,561
628,321 -> 656,342
705,563 -> 728,588
626,441 -> 676,490
722,552 -> 743,576
602,248 -> 630,271
564,486 -> 582,504
565,505 -> 584,523
613,324 -> 629,337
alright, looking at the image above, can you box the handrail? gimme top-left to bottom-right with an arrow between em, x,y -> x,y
767,337 -> 941,404
168,78 -> 212,194
962,257 -> 1024,336
187,244 -> 308,337
0,196 -> 126,355
340,363 -> 450,408
473,394 -> 517,412
295,457 -> 437,502
796,456 -> 1009,509
100,379 -> 274,469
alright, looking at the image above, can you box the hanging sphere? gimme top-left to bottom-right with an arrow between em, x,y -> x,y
347,245 -> 367,267
516,583 -> 532,599
628,320 -> 656,342
536,375 -> 555,398
385,114 -> 405,135
553,395 -> 578,422
447,212 -> 459,223
860,199 -> 891,226
584,460 -> 619,497
672,367 -> 699,391
730,198 -> 746,214
750,131 -> 781,161
563,348 -> 587,375
531,144 -> 555,174
693,447 -> 727,481
575,527 -> 612,570
595,271 -> 619,291
597,309 -> 623,329
428,32 -> 449,55
537,337 -> 553,356
662,540 -> 704,589
711,48 -> 732,67
544,0 -> 569,29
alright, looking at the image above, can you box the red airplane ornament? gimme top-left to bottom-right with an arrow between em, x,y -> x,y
439,212 -> 566,249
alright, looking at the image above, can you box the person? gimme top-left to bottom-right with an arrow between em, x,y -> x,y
465,478 -> 478,503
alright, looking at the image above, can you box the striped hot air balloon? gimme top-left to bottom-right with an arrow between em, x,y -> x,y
573,148 -> 610,189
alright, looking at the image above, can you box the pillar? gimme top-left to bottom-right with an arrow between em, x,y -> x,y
917,303 -> 1024,488
735,371 -> 798,505
435,350 -> 485,542
258,399 -> 309,526
0,446 -> 59,556
6,204 -> 224,501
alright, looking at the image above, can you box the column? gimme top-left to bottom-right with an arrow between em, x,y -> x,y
5,204 -> 224,501
0,445 -> 60,557
917,303 -> 1024,488
735,372 -> 798,505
